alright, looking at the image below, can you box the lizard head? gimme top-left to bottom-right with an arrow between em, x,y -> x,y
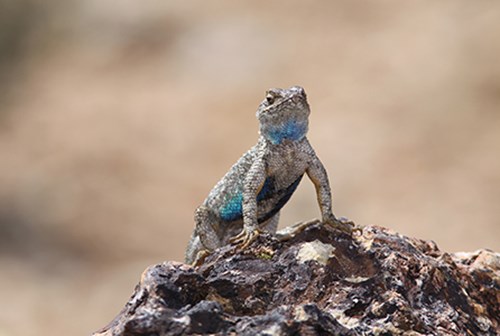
256,86 -> 310,145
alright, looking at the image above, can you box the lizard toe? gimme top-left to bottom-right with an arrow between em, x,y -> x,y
230,228 -> 261,249
324,217 -> 362,236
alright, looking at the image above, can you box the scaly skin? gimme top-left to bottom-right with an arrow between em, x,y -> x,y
185,86 -> 356,264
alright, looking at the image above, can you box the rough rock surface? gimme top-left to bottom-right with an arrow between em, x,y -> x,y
94,220 -> 499,335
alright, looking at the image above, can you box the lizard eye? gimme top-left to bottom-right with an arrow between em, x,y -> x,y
266,93 -> 275,105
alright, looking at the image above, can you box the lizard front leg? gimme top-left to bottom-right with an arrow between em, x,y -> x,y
306,155 -> 359,235
230,159 -> 266,249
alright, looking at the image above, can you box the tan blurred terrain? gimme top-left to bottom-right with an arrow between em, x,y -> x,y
0,1 -> 499,335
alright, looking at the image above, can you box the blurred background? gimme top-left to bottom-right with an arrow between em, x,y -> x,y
1,1 -> 499,335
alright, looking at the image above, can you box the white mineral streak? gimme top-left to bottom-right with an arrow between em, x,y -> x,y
297,240 -> 335,265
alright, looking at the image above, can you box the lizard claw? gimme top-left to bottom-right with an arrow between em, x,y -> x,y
230,228 -> 261,249
323,216 -> 362,236
191,249 -> 211,267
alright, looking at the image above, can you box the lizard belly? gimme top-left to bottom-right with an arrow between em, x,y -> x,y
256,174 -> 303,223
217,174 -> 303,224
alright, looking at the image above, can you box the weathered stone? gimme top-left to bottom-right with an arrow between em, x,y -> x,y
94,221 -> 499,335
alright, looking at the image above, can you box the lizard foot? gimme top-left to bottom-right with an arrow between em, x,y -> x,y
230,228 -> 262,250
324,216 -> 362,236
191,249 -> 211,267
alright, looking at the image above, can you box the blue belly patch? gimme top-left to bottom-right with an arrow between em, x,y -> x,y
219,174 -> 303,223
258,174 -> 303,223
219,177 -> 273,222
219,192 -> 243,222
257,176 -> 274,202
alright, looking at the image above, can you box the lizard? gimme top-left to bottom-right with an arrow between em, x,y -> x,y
185,85 -> 356,264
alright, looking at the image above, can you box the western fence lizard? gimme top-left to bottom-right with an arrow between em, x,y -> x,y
185,86 -> 356,264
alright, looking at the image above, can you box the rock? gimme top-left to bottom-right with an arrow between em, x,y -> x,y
93,220 -> 499,335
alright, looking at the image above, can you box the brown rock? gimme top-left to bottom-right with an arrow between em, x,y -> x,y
93,221 -> 499,335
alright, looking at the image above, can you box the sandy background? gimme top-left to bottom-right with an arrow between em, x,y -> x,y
1,1 -> 499,335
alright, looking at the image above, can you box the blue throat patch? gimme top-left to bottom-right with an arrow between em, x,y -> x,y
266,119 -> 307,145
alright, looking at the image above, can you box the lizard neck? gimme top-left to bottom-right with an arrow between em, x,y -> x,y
260,118 -> 309,145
